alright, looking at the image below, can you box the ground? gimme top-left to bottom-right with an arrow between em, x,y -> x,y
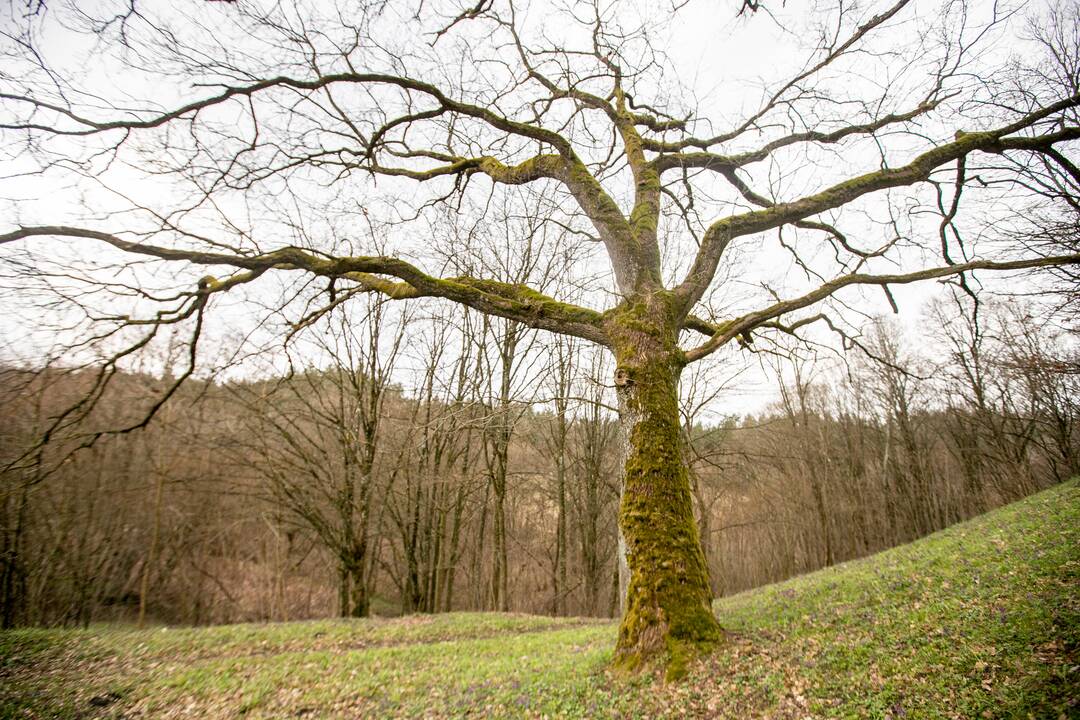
2,480 -> 1077,719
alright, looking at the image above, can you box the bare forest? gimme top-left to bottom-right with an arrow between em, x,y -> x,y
2,292 -> 1075,629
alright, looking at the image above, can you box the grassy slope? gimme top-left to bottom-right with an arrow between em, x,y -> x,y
2,480 -> 1077,719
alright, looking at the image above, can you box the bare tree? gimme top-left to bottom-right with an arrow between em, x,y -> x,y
771,352 -> 836,567
2,0 -> 1079,674
998,311 -> 1080,482
543,336 -> 574,616
383,302 -> 482,614
237,298 -> 408,617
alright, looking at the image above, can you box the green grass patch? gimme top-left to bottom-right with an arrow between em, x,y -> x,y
2,480 -> 1077,718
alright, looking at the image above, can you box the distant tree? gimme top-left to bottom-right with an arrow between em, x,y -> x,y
384,303 -> 482,614
237,298 -> 408,617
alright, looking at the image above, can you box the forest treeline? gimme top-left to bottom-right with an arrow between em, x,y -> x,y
0,294 -> 1076,628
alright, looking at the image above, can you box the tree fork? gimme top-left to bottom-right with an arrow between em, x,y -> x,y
607,297 -> 723,681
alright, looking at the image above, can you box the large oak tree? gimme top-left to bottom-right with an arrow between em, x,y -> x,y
1,0 -> 1077,676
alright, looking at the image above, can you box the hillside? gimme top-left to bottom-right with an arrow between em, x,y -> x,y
2,480 -> 1077,719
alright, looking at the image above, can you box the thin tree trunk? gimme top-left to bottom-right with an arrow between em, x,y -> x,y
0,479 -> 30,629
553,408 -> 568,617
808,471 -> 833,567
583,465 -> 601,615
472,486 -> 488,610
492,476 -> 509,612
338,563 -> 350,618
138,469 -> 166,628
442,482 -> 466,612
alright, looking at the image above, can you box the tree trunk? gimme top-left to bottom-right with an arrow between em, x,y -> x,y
338,563 -> 350,618
808,471 -> 833,567
554,453 -> 567,616
608,302 -> 722,680
492,480 -> 509,612
138,468 -> 166,628
472,486 -> 488,610
442,482 -> 466,612
349,548 -> 369,617
0,479 -> 30,629
582,465 -> 602,615
553,402 -> 568,617
617,528 -> 629,617
488,323 -> 517,613
419,458 -> 441,614
688,468 -> 717,594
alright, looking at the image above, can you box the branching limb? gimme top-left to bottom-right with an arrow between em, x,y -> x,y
642,0 -> 916,154
1,72 -> 573,150
674,107 -> 1080,313
5,288 -> 209,479
712,166 -> 887,261
682,252 -> 1080,363
0,225 -> 608,343
648,97 -> 943,165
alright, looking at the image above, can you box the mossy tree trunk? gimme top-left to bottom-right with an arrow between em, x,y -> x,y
607,298 -> 723,680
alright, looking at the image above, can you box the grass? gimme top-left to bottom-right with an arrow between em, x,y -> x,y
2,480 -> 1077,719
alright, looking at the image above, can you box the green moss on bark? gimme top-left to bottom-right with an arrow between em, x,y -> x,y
450,277 -> 603,325
606,297 -> 723,681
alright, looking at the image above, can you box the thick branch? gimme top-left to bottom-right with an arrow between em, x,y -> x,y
366,152 -> 565,185
0,226 -> 607,343
612,91 -> 663,289
682,252 -> 1080,363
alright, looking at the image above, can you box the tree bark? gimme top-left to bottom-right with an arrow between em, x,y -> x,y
492,477 -> 509,612
349,550 -> 369,617
442,482 -> 466,612
138,468 -> 166,627
607,300 -> 723,680
582,459 -> 602,616
553,413 -> 568,616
